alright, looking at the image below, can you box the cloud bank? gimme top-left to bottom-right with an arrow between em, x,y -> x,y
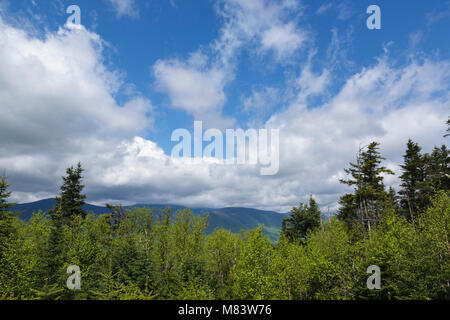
0,1 -> 448,213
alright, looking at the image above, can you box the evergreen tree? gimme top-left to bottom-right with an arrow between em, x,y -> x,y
281,195 -> 321,243
41,205 -> 66,288
398,140 -> 426,220
40,163 -> 86,292
426,145 -> 450,192
0,175 -> 16,236
50,163 -> 86,220
399,141 -> 449,220
109,208 -> 155,294
0,175 -> 20,297
337,193 -> 359,228
338,142 -> 394,230
387,186 -> 399,211
0,175 -> 14,212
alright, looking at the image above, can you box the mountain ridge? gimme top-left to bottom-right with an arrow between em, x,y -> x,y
11,198 -> 288,241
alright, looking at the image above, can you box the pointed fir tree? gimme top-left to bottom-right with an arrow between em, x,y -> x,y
0,175 -> 20,297
337,193 -> 359,228
0,175 -> 18,274
338,142 -> 394,230
387,186 -> 399,211
0,175 -> 15,217
0,175 -> 16,242
426,145 -> 450,192
398,139 -> 426,220
40,205 -> 66,287
281,195 -> 321,243
50,162 -> 86,220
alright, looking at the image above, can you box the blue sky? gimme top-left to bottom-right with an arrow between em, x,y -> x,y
0,0 -> 449,211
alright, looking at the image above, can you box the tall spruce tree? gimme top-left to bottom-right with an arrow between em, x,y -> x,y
0,175 -> 26,299
41,205 -> 66,288
0,175 -> 16,286
338,142 -> 394,230
399,141 -> 449,220
337,193 -> 359,227
40,163 -> 86,291
281,195 -> 321,243
399,139 -> 426,221
0,175 -> 17,257
50,162 -> 86,220
0,175 -> 15,216
426,145 -> 450,191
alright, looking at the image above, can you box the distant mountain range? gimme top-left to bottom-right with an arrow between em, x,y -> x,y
11,199 -> 288,241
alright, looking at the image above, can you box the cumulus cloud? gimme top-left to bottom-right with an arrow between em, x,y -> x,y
214,0 -> 306,64
0,19 -> 152,144
0,17 -> 153,201
88,52 -> 450,212
265,56 -> 449,210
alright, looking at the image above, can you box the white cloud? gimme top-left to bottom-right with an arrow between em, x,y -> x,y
152,0 -> 307,126
326,27 -> 354,71
296,63 -> 330,103
105,0 -> 139,19
264,57 -> 449,210
243,87 -> 282,127
316,3 -> 332,15
153,58 -> 227,115
0,19 -> 152,141
260,23 -> 306,60
426,1 -> 450,27
0,17 -> 153,199
315,1 -> 353,21
0,10 -> 448,215
214,0 -> 306,64
73,56 -> 450,212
